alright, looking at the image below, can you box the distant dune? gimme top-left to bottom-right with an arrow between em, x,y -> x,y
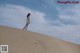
0,26 -> 80,53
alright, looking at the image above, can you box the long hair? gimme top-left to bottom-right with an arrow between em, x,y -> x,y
27,13 -> 31,17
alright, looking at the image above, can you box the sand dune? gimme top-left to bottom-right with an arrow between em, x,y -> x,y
0,26 -> 80,53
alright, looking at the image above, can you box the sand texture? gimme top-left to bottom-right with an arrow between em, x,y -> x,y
0,26 -> 80,53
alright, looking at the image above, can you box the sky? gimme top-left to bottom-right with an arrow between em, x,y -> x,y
0,0 -> 80,44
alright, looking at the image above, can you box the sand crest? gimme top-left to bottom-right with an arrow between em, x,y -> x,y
0,26 -> 80,53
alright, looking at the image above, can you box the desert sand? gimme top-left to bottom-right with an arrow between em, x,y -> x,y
0,26 -> 80,53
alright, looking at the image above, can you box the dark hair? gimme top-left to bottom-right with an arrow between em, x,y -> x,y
27,13 -> 31,17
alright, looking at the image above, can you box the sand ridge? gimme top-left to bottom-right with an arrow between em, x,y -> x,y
0,26 -> 80,53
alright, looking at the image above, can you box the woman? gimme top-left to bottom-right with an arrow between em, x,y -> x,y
23,13 -> 31,30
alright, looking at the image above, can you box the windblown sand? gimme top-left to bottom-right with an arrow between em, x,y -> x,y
0,26 -> 80,53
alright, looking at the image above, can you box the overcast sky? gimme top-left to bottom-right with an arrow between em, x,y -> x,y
0,0 -> 80,44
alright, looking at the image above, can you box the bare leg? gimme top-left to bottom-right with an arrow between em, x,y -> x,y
23,23 -> 30,30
